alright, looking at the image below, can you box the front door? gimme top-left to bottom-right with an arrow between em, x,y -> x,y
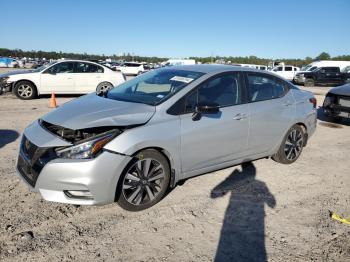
40,62 -> 75,93
180,72 -> 250,173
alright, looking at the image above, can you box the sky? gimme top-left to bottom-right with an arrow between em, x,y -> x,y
1,0 -> 350,59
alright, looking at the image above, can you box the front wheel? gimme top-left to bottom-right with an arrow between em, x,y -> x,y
14,81 -> 37,100
116,149 -> 170,211
273,125 -> 305,164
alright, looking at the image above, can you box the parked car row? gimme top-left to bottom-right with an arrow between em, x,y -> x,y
0,60 -> 125,99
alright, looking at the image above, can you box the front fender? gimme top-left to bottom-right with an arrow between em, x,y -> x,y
104,116 -> 182,179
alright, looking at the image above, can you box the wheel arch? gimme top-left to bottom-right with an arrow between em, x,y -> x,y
13,79 -> 39,94
113,146 -> 177,203
129,146 -> 177,187
295,122 -> 308,146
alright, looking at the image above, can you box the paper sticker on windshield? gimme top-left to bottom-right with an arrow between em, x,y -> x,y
170,76 -> 194,83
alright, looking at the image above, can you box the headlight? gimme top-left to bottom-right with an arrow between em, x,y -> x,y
56,132 -> 115,159
298,74 -> 304,77
0,77 -> 9,83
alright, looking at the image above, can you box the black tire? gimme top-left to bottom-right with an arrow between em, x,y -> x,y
304,78 -> 315,87
96,82 -> 113,93
272,124 -> 305,164
14,81 -> 37,100
116,149 -> 170,211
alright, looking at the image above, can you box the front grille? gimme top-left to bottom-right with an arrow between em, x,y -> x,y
17,136 -> 57,187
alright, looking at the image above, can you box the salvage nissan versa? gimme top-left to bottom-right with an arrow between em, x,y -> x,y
16,65 -> 317,211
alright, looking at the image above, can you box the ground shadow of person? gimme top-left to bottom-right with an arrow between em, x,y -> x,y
211,162 -> 276,262
0,129 -> 19,149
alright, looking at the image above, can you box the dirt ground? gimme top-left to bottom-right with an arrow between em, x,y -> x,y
0,71 -> 349,261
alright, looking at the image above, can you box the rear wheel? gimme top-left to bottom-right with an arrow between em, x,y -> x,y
273,125 -> 305,164
304,78 -> 315,87
14,81 -> 37,100
116,149 -> 170,211
96,82 -> 113,93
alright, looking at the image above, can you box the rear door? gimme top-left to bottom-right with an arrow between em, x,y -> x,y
74,62 -> 105,93
40,62 -> 75,93
245,73 -> 295,154
180,72 -> 250,173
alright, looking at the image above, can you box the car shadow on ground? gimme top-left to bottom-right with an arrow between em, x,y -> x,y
0,129 -> 19,149
210,162 -> 276,262
317,107 -> 350,127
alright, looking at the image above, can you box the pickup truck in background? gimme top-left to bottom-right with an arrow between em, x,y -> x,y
297,66 -> 350,87
269,65 -> 300,81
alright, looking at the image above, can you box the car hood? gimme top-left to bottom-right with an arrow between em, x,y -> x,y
42,93 -> 156,130
328,84 -> 350,96
0,69 -> 35,78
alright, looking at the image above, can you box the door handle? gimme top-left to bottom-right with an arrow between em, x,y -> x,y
67,77 -> 73,80
233,113 -> 247,120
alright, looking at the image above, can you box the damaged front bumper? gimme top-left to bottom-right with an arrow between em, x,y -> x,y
16,120 -> 131,205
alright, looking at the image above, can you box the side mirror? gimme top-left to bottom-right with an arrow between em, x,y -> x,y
192,102 -> 220,121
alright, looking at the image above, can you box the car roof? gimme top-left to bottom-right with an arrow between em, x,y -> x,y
166,64 -> 265,74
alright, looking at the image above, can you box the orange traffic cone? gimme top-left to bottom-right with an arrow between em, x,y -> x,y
49,92 -> 58,108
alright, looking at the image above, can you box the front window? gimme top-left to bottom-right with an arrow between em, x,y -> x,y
185,73 -> 242,113
107,69 -> 204,105
44,62 -> 74,74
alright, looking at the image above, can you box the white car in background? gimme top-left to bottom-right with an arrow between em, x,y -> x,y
270,65 -> 300,80
118,62 -> 146,75
0,60 -> 125,99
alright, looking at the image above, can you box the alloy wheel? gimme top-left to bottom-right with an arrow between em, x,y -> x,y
284,129 -> 303,161
17,84 -> 33,98
122,158 -> 166,206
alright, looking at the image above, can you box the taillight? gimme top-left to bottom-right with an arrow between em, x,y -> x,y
309,97 -> 317,108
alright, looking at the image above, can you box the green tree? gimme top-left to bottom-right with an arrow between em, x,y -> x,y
315,52 -> 331,61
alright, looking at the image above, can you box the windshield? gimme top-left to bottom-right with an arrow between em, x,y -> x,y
107,68 -> 204,105
341,66 -> 350,73
33,61 -> 57,72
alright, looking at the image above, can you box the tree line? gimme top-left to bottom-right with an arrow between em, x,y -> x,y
1,48 -> 349,67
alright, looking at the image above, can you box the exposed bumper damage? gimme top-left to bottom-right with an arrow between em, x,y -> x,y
16,119 -> 133,205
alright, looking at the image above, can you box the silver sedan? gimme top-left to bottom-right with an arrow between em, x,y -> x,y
16,65 -> 317,211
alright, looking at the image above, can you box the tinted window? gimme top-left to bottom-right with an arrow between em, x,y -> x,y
285,66 -> 292,71
184,73 -> 242,113
46,62 -> 74,74
322,67 -> 340,73
247,74 -> 286,102
76,62 -> 103,73
277,67 -> 283,71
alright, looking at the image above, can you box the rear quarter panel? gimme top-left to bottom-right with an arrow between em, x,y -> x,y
290,89 -> 317,137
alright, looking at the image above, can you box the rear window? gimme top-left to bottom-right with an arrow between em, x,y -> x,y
247,74 -> 287,102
